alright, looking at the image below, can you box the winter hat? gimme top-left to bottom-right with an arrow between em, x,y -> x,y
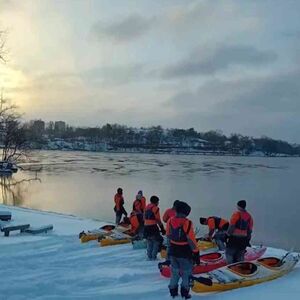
199,217 -> 207,225
117,187 -> 123,193
237,200 -> 247,209
150,195 -> 159,204
175,201 -> 191,217
138,190 -> 143,196
173,200 -> 180,209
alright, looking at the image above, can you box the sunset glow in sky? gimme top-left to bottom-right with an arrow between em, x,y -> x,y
0,0 -> 300,141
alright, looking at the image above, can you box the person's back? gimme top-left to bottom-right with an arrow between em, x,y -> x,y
200,216 -> 229,250
226,200 -> 253,264
167,201 -> 199,299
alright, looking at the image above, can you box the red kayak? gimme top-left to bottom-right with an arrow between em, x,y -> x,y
158,246 -> 267,278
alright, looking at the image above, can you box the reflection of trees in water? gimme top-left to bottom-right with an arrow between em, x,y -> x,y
0,173 -> 41,206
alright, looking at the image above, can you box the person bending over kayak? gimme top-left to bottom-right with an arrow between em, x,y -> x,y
167,201 -> 200,299
226,200 -> 253,264
199,216 -> 229,250
144,195 -> 165,260
163,200 -> 180,223
114,188 -> 128,225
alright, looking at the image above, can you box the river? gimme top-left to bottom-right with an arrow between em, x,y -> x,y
1,150 -> 299,250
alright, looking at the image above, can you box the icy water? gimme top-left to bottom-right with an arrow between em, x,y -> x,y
1,151 -> 300,250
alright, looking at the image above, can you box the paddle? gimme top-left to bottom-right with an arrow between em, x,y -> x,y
191,275 -> 213,286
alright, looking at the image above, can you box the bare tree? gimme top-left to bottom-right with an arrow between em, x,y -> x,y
0,29 -> 7,62
0,93 -> 29,162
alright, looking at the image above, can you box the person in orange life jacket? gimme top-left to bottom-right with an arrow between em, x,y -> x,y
114,188 -> 127,225
144,195 -> 165,260
199,216 -> 229,250
226,200 -> 253,264
163,200 -> 181,223
167,201 -> 200,299
131,193 -> 145,239
137,190 -> 146,212
129,210 -> 144,239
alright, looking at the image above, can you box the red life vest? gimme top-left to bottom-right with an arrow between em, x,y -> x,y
232,211 -> 252,237
169,217 -> 191,246
144,203 -> 159,226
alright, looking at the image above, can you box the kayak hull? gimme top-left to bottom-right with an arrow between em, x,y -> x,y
192,253 -> 299,293
160,246 -> 266,278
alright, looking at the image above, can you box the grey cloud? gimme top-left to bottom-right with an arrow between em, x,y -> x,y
91,14 -> 154,42
161,45 -> 277,79
167,68 -> 300,141
83,64 -> 145,86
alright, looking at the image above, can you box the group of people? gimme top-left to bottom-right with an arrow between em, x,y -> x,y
113,188 -> 253,299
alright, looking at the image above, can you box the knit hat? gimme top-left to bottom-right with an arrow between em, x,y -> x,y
173,200 -> 180,209
175,201 -> 191,216
138,190 -> 143,196
150,195 -> 159,204
237,200 -> 247,209
199,217 -> 207,225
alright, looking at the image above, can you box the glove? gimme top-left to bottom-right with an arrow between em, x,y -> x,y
192,251 -> 200,265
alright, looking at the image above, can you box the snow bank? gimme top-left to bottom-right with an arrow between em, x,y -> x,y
0,204 -> 299,299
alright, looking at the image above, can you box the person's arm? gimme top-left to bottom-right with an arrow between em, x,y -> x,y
162,209 -> 169,223
155,207 -> 165,234
185,222 -> 198,252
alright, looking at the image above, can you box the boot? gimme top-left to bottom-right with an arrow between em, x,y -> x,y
169,285 -> 178,298
180,286 -> 191,299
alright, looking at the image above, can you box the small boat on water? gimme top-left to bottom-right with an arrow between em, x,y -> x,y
191,252 -> 299,293
0,161 -> 18,175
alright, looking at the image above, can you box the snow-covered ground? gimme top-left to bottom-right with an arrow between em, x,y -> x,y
0,204 -> 299,300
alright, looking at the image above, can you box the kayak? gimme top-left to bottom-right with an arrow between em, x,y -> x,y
192,252 -> 299,293
79,224 -> 132,243
160,240 -> 217,259
100,236 -> 132,247
159,246 -> 266,278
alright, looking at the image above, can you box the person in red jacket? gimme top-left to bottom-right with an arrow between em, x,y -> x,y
144,195 -> 165,260
199,216 -> 229,250
167,201 -> 200,299
114,188 -> 127,225
226,200 -> 253,264
163,200 -> 180,223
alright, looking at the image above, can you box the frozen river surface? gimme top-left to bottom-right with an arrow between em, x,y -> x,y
2,151 -> 300,250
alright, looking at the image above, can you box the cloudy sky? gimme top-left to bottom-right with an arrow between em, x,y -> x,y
0,0 -> 300,142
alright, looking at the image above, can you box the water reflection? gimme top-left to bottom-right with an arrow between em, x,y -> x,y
0,173 -> 41,206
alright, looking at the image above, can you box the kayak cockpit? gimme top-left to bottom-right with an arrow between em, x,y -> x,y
228,262 -> 258,276
257,257 -> 282,268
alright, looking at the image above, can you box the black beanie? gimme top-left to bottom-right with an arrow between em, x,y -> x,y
237,200 -> 247,209
199,217 -> 207,225
175,201 -> 191,216
173,200 -> 180,208
150,195 -> 159,204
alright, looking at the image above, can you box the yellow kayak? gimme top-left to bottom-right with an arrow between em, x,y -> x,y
160,240 -> 217,259
100,236 -> 131,247
192,252 -> 299,293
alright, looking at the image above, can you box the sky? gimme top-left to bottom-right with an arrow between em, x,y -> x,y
0,0 -> 300,142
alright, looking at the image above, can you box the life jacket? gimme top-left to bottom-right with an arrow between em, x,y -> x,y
114,193 -> 124,211
140,196 -> 146,211
144,203 -> 159,226
130,211 -> 140,234
133,199 -> 143,213
232,211 -> 252,237
168,217 -> 192,246
162,208 -> 176,223
207,216 -> 229,231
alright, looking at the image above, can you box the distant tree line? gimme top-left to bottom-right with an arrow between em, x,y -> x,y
22,120 -> 300,156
